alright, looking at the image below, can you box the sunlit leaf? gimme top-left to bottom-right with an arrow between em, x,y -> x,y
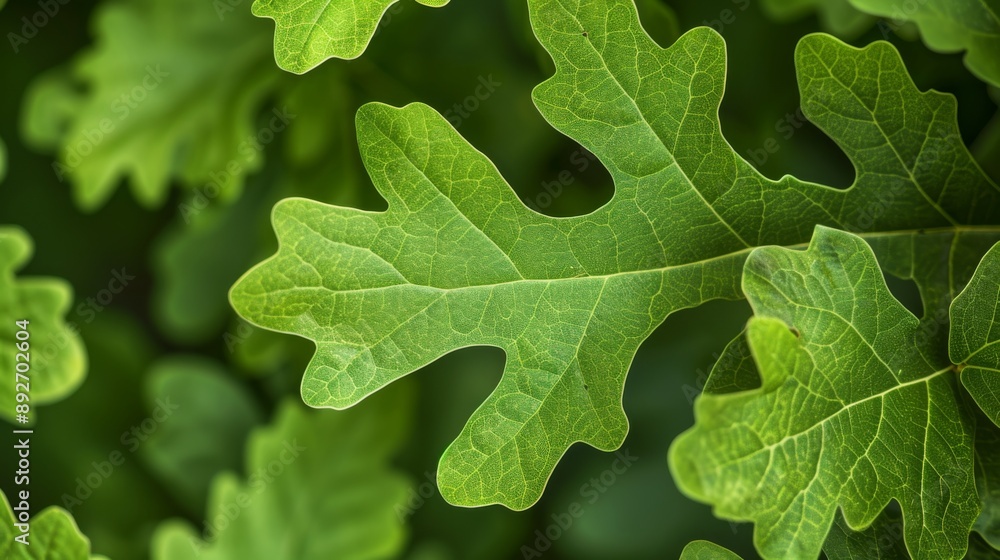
230,0 -> 1000,510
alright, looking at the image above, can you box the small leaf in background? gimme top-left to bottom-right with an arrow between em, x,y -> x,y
821,508 -> 909,559
850,0 -> 1000,88
0,491 -> 108,560
762,0 -> 874,38
252,0 -> 451,73
140,357 -> 262,516
151,386 -> 412,560
19,0 -> 279,210
0,226 -> 87,424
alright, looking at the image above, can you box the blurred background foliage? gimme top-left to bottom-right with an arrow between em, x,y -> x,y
0,0 -> 997,558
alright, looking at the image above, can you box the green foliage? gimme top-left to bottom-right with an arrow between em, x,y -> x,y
151,388 -> 411,560
680,540 -> 743,559
0,227 -> 86,424
762,0 -> 874,38
1,491 -> 107,560
763,0 -> 1000,88
951,242 -> 1000,425
140,357 -> 262,515
230,0 -> 1000,511
252,0 -> 451,73
671,227 -> 988,558
850,0 -> 1000,88
20,0 -> 277,210
4,0 -> 1000,558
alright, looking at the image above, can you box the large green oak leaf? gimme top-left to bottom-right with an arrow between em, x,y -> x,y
230,0 -> 1000,510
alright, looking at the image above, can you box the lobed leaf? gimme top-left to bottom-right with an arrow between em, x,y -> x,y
670,227 -> 985,559
20,0 -> 278,210
0,491 -> 107,560
152,388 -> 411,560
0,226 -> 87,424
230,0 -> 1000,510
252,0 -> 451,73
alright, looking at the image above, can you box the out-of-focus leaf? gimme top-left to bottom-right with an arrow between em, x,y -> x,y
967,533 -> 1000,558
151,65 -> 360,345
0,491 -> 108,560
252,0 -> 451,73
20,0 -> 278,210
762,0 -> 874,38
140,357 -> 262,516
951,241 -> 1000,425
671,227 -> 980,559
0,226 -> 86,424
680,540 -> 743,560
151,388 -> 411,560
851,0 -> 1000,88
765,0 -> 1000,87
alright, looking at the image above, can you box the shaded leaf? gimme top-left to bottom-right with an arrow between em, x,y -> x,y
140,357 -> 262,516
951,241 -> 1000,425
151,388 -> 411,560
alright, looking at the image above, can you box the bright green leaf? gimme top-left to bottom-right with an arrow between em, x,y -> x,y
951,241 -> 1000,425
680,540 -> 743,560
1,491 -> 107,560
252,0 -> 451,73
151,388 -> 411,560
671,227 -> 981,559
0,226 -> 87,424
230,0 -> 1000,510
